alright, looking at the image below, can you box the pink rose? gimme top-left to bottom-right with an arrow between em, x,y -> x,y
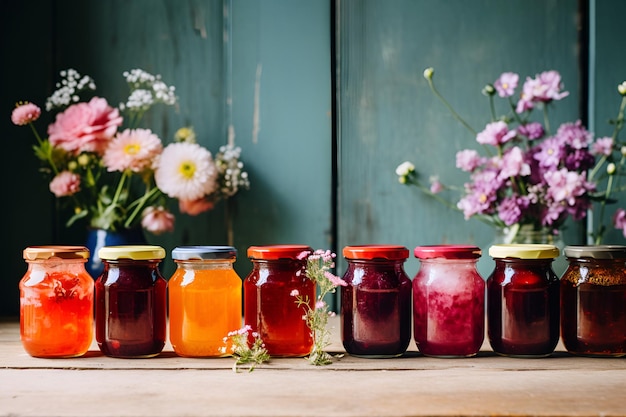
47,97 -> 123,155
141,206 -> 175,235
178,198 -> 214,215
49,171 -> 81,197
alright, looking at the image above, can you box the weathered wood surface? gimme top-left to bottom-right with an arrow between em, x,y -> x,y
1,318 -> 625,417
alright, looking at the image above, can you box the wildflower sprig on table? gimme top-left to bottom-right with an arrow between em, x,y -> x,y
293,249 -> 347,366
11,68 -> 248,234
222,325 -> 270,373
396,67 -> 626,244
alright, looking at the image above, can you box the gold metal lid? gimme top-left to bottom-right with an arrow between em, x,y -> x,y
489,244 -> 560,259
23,245 -> 90,261
98,245 -> 166,260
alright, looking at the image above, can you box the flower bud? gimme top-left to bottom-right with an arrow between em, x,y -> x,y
607,162 -> 617,175
423,67 -> 434,81
618,81 -> 626,96
77,154 -> 90,167
482,84 -> 496,96
395,161 -> 415,177
621,146 -> 626,156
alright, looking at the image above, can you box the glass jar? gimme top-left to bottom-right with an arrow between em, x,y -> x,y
169,246 -> 242,357
95,245 -> 167,358
561,245 -> 626,357
487,244 -> 560,357
341,245 -> 412,358
19,246 -> 94,358
413,245 -> 485,357
243,245 -> 315,357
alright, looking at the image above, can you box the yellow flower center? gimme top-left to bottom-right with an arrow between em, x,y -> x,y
479,194 -> 487,204
502,83 -> 508,89
124,143 -> 140,155
179,161 -> 197,179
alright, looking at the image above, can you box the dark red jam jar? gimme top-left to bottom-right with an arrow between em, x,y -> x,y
561,245 -> 626,357
340,245 -> 412,358
243,245 -> 315,357
95,245 -> 167,358
413,245 -> 485,357
487,244 -> 560,357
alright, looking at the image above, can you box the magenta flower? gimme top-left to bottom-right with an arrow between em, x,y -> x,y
592,137 -> 614,156
518,122 -> 544,140
49,171 -> 81,197
456,149 -> 482,172
11,102 -> 41,125
476,121 -> 517,146
494,72 -> 519,98
613,209 -> 626,238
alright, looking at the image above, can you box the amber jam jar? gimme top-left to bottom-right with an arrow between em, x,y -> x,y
487,244 -> 560,357
413,245 -> 485,358
168,246 -> 242,358
20,246 -> 94,358
561,245 -> 626,357
341,245 -> 412,358
95,245 -> 167,358
243,245 -> 315,357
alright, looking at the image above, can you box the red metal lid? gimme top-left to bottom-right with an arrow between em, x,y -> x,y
247,245 -> 313,260
413,245 -> 482,260
343,245 -> 409,260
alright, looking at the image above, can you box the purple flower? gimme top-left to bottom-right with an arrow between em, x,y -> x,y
456,149 -> 482,172
555,120 -> 592,150
497,195 -> 526,226
494,72 -> 519,97
497,147 -> 531,181
518,122 -> 545,140
516,70 -> 569,113
476,121 -> 517,146
592,137 -> 613,156
614,209 -> 626,237
564,148 -> 595,171
533,136 -> 564,169
544,169 -> 594,206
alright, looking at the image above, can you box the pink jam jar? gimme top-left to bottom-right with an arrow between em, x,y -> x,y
413,245 -> 485,357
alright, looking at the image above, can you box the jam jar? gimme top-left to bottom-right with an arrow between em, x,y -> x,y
169,246 -> 243,357
19,246 -> 94,358
243,245 -> 315,357
95,245 -> 167,358
487,244 -> 560,357
341,245 -> 412,358
413,245 -> 485,357
561,245 -> 626,357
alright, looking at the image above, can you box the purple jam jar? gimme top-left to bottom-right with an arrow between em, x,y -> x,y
340,245 -> 412,358
413,245 -> 485,357
95,245 -> 167,358
561,245 -> 626,357
487,244 -> 560,357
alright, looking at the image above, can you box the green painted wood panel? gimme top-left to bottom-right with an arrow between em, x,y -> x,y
589,0 -> 626,244
337,0 -> 584,277
0,0 -> 331,316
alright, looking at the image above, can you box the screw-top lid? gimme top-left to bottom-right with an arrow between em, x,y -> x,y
247,245 -> 313,260
98,245 -> 166,261
564,245 -> 626,259
343,245 -> 409,260
23,245 -> 90,261
414,245 -> 481,260
172,245 -> 237,260
489,244 -> 560,259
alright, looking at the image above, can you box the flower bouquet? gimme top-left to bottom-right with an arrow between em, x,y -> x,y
397,68 -> 626,244
12,68 -> 248,235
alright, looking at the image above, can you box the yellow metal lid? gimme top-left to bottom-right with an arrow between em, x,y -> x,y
23,245 -> 90,261
489,244 -> 560,259
98,245 -> 166,261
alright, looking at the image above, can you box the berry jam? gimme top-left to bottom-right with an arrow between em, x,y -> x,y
244,245 -> 315,357
95,245 -> 167,358
413,245 -> 484,357
561,245 -> 626,357
487,244 -> 560,357
341,245 -> 412,358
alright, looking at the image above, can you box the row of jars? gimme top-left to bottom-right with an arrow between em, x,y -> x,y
19,243 -> 626,359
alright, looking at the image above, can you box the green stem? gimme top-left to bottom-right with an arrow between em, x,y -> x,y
426,78 -> 477,136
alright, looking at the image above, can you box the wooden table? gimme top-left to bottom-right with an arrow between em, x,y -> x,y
1,317 -> 625,417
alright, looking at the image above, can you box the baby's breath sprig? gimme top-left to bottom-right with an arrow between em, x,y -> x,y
294,249 -> 347,366
222,325 -> 270,373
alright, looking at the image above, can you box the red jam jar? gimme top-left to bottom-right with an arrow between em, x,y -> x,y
243,245 -> 315,357
341,245 -> 412,358
19,246 -> 94,358
561,245 -> 626,357
487,244 -> 560,357
95,245 -> 167,358
413,245 -> 485,357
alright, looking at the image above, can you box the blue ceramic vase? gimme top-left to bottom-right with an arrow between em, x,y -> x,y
85,227 -> 147,278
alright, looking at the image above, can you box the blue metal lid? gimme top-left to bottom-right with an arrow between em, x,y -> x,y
172,245 -> 237,260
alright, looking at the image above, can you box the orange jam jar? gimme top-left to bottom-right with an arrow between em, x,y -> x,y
19,246 -> 94,358
168,246 -> 243,357
243,245 -> 315,357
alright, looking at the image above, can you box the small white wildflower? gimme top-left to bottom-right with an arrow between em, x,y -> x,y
618,81 -> 626,96
395,161 -> 415,177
